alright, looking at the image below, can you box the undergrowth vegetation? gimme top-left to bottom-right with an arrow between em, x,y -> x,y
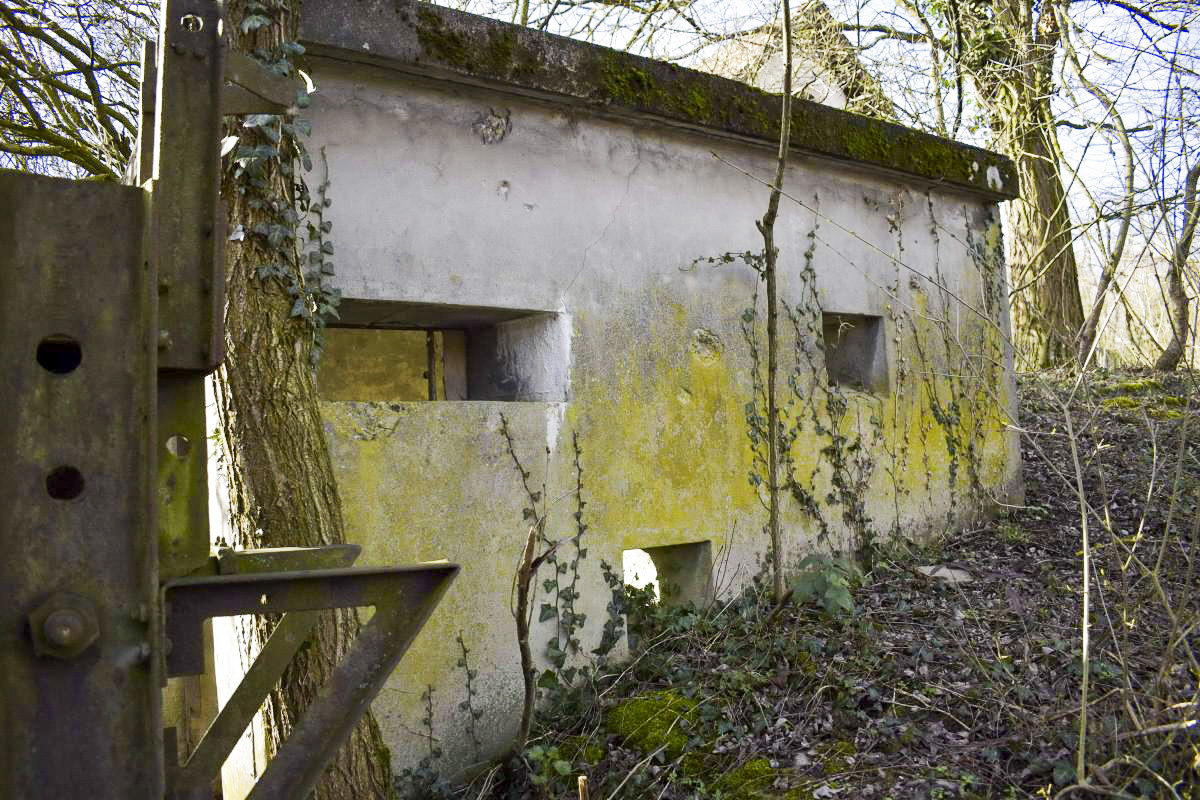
403,369 -> 1197,800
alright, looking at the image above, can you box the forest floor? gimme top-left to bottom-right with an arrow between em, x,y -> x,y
432,370 -> 1199,800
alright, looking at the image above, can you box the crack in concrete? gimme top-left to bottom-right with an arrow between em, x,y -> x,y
564,158 -> 641,297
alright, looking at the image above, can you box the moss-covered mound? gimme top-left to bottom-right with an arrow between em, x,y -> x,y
605,689 -> 697,759
604,692 -> 824,798
1095,374 -> 1191,418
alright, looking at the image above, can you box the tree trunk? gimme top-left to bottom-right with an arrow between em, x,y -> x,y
212,1 -> 395,798
1155,259 -> 1190,371
1006,117 -> 1086,369
1154,160 -> 1199,371
961,0 -> 1086,369
1067,49 -> 1135,368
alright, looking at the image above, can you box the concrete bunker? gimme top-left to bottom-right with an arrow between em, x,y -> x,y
205,0 -> 1024,792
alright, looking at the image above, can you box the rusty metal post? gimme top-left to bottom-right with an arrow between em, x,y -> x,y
0,172 -> 161,800
152,0 -> 224,372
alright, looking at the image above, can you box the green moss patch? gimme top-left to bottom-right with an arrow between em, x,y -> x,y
680,754 -> 809,799
1102,389 -> 1191,418
414,9 -> 538,80
605,690 -> 696,759
819,740 -> 857,775
1102,394 -> 1146,410
715,757 -> 776,798
1098,377 -> 1163,395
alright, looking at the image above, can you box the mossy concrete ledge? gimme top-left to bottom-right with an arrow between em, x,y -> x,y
298,0 -> 1017,201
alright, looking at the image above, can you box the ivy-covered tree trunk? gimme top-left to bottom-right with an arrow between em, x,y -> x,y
212,0 -> 395,797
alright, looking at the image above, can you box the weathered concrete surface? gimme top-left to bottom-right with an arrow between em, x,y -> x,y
323,401 -> 593,771
210,3 -> 1022,792
297,0 -> 1018,200
285,58 -> 1022,778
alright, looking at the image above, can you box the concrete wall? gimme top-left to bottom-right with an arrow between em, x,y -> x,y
242,57 -> 1025,781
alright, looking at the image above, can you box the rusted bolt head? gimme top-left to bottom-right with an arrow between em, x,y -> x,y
29,593 -> 99,659
44,609 -> 86,647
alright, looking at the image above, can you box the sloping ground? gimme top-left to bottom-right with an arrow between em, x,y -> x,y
416,370 -> 1199,800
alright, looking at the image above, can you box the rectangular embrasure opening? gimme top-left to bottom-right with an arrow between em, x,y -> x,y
822,312 -> 887,393
317,299 -> 569,402
622,541 -> 713,608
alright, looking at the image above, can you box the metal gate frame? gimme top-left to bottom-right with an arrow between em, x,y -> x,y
0,2 -> 457,798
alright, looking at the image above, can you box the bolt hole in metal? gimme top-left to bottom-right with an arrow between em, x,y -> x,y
36,335 -> 82,374
165,434 -> 191,458
46,466 -> 85,500
180,14 -> 203,31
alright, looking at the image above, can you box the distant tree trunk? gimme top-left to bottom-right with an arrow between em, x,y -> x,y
212,1 -> 395,798
960,0 -> 1086,369
1154,161 -> 1199,370
1076,249 -> 1119,367
1006,117 -> 1086,368
1065,42 -> 1135,368
1075,132 -> 1132,366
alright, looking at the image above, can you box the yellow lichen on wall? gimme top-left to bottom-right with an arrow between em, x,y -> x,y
321,400 -> 575,765
760,293 -> 1016,548
570,321 -> 761,555
891,308 -> 1016,515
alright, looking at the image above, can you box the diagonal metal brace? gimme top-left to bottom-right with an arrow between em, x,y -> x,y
163,561 -> 457,800
221,50 -> 300,115
166,545 -> 360,796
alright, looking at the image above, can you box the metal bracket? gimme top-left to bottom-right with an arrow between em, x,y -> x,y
163,557 -> 457,800
222,50 -> 300,115
214,543 -> 362,575
164,545 -> 359,798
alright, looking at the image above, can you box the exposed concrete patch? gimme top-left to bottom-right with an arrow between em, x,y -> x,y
473,107 -> 511,144
691,328 -> 723,362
